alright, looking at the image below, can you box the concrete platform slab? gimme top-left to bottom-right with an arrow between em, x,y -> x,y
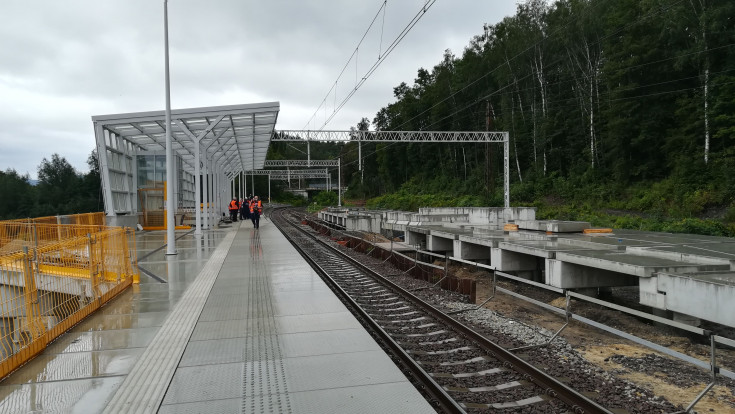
517,220 -> 591,233
0,376 -> 125,413
612,229 -> 729,243
99,220 -> 432,413
1,348 -> 143,384
499,240 -> 602,258
70,311 -> 170,332
688,271 -> 735,286
244,382 -> 431,414
629,243 -> 735,265
44,327 -> 160,354
375,241 -> 414,252
555,250 -> 729,277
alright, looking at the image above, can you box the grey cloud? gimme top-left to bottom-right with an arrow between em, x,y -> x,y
0,0 -> 517,178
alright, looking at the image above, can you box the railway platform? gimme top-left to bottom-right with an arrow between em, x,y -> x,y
0,219 -> 434,413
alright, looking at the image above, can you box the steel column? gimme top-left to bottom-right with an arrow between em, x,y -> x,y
203,157 -> 209,229
217,166 -> 223,219
194,141 -> 202,234
251,113 -> 256,194
163,0 -> 176,255
94,125 -> 116,217
338,158 -> 342,207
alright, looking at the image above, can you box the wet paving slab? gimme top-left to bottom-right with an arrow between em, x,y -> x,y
70,311 -> 170,332
1,348 -> 144,384
0,376 -> 125,413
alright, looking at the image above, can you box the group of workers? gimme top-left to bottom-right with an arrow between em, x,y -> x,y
228,195 -> 263,228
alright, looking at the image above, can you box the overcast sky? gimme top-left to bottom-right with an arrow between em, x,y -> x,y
0,0 -> 518,179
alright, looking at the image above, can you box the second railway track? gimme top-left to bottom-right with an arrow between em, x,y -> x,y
272,207 -> 612,414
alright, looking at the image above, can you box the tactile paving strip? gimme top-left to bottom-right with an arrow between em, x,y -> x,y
102,229 -> 237,414
242,230 -> 292,414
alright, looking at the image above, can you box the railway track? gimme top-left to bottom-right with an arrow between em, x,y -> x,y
272,207 -> 613,414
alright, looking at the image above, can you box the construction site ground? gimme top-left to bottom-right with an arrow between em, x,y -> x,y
359,230 -> 735,412
454,265 -> 735,413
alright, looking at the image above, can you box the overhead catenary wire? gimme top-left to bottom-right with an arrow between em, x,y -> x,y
303,1 -> 389,131
320,0 -> 438,130
331,0 -> 700,168
303,0 -> 438,131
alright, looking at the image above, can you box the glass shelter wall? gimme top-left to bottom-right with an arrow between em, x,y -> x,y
135,152 -> 194,224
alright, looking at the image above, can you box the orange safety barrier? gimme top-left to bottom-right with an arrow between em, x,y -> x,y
583,228 -> 613,234
0,214 -> 138,379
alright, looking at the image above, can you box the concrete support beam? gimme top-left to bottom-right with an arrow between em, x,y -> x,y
491,248 -> 538,272
427,235 -> 454,253
545,259 -> 638,289
641,272 -> 735,327
406,231 -> 426,249
455,240 -> 490,263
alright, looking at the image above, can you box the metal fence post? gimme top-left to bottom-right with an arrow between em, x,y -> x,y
21,246 -> 43,341
56,215 -> 62,241
444,253 -> 449,279
32,225 -> 40,274
679,335 -> 719,413
88,233 -> 101,300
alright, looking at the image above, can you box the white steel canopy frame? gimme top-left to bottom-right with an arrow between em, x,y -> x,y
273,130 -> 511,208
92,102 -> 280,233
263,160 -> 339,167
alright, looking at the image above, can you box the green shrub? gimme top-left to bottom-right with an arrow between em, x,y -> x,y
313,191 -> 338,206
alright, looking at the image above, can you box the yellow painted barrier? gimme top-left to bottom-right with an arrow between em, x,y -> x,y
0,214 -> 138,379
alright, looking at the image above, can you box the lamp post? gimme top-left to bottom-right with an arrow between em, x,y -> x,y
164,0 -> 176,255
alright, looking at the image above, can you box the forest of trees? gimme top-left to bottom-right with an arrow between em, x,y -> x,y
277,0 -> 735,235
0,153 -> 102,220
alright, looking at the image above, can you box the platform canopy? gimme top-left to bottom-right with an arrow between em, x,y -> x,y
93,102 -> 279,174
92,102 -> 279,216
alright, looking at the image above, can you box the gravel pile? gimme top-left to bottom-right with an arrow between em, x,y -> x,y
609,353 -> 735,391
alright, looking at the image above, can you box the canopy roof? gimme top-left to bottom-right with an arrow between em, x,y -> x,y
92,102 -> 280,174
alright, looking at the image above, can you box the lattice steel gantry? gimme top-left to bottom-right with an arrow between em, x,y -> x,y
272,130 -> 510,208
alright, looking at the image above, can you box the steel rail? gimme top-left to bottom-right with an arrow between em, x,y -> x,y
276,209 -> 612,414
271,208 -> 464,414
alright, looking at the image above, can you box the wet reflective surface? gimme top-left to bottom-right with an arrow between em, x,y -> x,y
0,229 -> 229,413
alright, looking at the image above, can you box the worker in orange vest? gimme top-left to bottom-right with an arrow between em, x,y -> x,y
250,196 -> 263,228
228,198 -> 239,222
